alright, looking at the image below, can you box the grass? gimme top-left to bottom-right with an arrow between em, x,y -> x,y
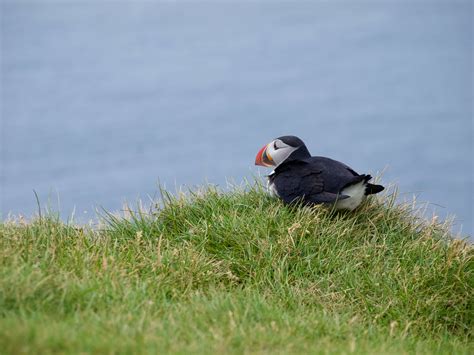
0,183 -> 472,354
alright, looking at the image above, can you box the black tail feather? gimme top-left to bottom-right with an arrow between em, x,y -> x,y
365,183 -> 384,195
342,174 -> 384,195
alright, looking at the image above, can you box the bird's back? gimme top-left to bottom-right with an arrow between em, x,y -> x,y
303,156 -> 360,194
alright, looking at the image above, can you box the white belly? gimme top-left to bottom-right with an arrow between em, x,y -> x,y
267,180 -> 279,197
335,181 -> 366,211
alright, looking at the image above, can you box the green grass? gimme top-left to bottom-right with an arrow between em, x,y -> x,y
0,183 -> 472,354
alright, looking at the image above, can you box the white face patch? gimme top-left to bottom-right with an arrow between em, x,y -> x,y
265,139 -> 298,167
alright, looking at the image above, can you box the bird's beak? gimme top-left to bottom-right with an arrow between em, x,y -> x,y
255,143 -> 274,167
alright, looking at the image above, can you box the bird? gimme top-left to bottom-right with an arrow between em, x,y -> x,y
255,135 -> 384,210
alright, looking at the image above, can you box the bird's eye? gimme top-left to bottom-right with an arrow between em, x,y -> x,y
273,141 -> 278,150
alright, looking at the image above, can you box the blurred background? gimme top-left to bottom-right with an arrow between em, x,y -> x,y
1,1 -> 472,236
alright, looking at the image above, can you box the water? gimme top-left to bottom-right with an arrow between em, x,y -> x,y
1,1 -> 472,237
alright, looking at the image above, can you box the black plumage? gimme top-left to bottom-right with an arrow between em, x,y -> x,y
259,136 -> 384,207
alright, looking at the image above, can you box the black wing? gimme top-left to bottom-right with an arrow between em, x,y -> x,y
272,160 -> 351,204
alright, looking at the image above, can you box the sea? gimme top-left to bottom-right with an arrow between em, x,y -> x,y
1,1 -> 472,237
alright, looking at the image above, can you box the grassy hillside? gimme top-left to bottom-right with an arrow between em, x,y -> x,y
0,184 -> 472,354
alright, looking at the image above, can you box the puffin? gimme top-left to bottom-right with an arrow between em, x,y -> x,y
255,135 -> 384,210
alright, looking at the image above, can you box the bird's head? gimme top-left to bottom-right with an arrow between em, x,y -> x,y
255,135 -> 311,168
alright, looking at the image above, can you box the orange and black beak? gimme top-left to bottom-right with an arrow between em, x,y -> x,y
255,143 -> 274,167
